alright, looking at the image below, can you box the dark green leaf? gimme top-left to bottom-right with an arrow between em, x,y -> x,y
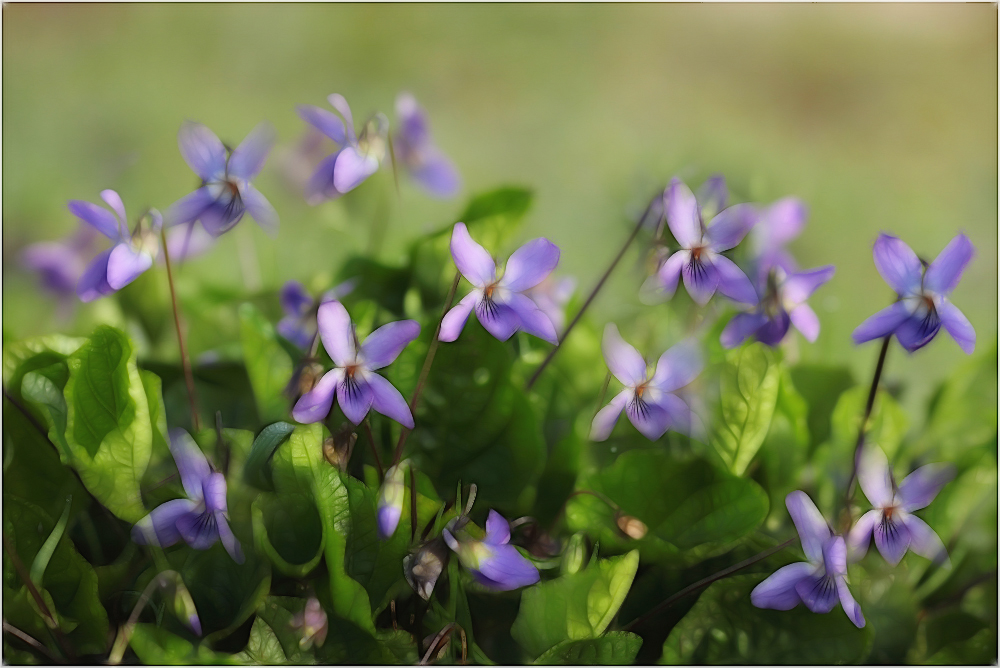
251,493 -> 324,578
336,256 -> 412,317
129,624 -> 237,665
233,616 -> 287,665
238,303 -> 294,425
788,364 -> 855,449
535,631 -> 642,665
244,421 -> 295,490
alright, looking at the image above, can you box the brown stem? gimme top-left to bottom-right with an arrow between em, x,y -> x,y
3,620 -> 60,663
362,420 -> 384,480
392,271 -> 462,466
161,229 -> 201,432
409,465 -> 419,543
3,534 -> 75,661
107,572 -> 170,664
621,537 -> 796,632
526,194 -> 661,390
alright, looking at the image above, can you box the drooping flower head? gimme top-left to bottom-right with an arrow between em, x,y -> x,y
277,279 -> 358,350
440,223 -> 561,344
650,178 -> 759,306
165,121 -> 278,238
524,275 -> 576,335
132,429 -> 244,563
376,460 -> 409,540
292,301 -> 420,427
290,597 -> 328,650
590,325 -> 702,441
751,491 -> 865,628
852,233 -> 975,354
393,93 -> 461,198
847,444 -> 953,566
69,190 -> 162,302
443,510 -> 540,591
297,94 -> 388,204
22,223 -> 98,307
750,197 -> 808,273
721,264 -> 834,349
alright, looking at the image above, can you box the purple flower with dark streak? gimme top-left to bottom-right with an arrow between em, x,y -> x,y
393,93 -> 461,198
591,324 -> 702,441
852,233 -> 975,354
292,301 -> 419,427
652,178 -> 758,306
69,190 -> 162,302
440,222 -> 560,344
846,445 -> 953,566
751,491 -> 865,628
751,197 -> 808,273
132,429 -> 244,563
297,94 -> 388,204
277,279 -> 358,349
721,264 -> 834,348
165,121 -> 278,238
443,510 -> 540,591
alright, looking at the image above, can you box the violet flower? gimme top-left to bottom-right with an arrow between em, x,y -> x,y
750,197 -> 808,273
277,279 -> 358,349
297,94 -> 388,204
524,275 -> 576,335
721,264 -> 834,348
376,460 -> 409,540
290,597 -> 328,650
132,429 -> 244,563
165,121 -> 278,238
846,445 -> 953,566
590,324 -> 702,441
292,301 -> 419,427
443,510 -> 540,591
852,233 -> 975,354
22,224 -> 97,304
751,491 -> 865,628
440,222 -> 560,344
393,93 -> 461,198
69,190 -> 162,302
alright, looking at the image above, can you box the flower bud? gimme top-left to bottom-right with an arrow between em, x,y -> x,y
560,532 -> 588,576
161,571 -> 201,636
291,597 -> 327,650
322,423 -> 356,471
376,460 -> 409,540
615,511 -> 648,540
404,538 -> 450,601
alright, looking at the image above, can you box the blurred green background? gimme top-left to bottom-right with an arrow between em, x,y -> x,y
3,3 -> 996,416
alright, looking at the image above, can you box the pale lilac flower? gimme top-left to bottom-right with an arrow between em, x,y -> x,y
847,445 -> 953,566
22,224 -> 98,306
393,93 -> 461,198
440,223 -> 560,344
751,197 -> 808,273
69,190 -> 162,302
652,178 -> 758,306
297,94 -> 388,204
290,597 -> 328,650
443,510 -> 539,591
721,264 -> 834,348
292,301 -> 419,427
590,324 -> 702,441
853,233 -> 975,354
132,429 -> 244,563
165,121 -> 278,238
751,491 -> 865,628
376,460 -> 409,540
524,275 -> 576,335
163,223 -> 216,263
277,279 -> 358,349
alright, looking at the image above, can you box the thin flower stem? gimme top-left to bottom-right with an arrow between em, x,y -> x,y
161,229 -> 201,432
391,271 -> 462,466
108,571 -> 172,665
621,536 -> 796,632
363,420 -> 384,480
3,620 -> 60,663
526,194 -> 662,390
593,371 -> 612,420
409,465 -> 419,543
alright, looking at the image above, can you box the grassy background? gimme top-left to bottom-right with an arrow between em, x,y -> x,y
3,4 -> 996,414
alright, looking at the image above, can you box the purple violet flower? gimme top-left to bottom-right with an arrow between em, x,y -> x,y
69,190 -> 162,302
277,279 -> 358,350
443,510 -> 540,591
721,264 -> 835,348
751,491 -> 865,628
163,222 -> 216,263
846,445 -> 954,566
393,93 -> 461,198
590,324 -> 702,441
376,460 -> 409,540
165,121 -> 278,238
524,275 -> 576,336
852,233 -> 975,354
652,178 -> 758,306
750,197 -> 808,273
132,429 -> 244,563
297,94 -> 388,204
292,301 -> 420,427
290,597 -> 328,650
440,222 -> 561,344
22,224 -> 98,303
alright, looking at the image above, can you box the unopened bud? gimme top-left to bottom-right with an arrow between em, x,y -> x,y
322,424 -> 356,471
404,538 -> 450,601
561,532 -> 588,575
376,460 -> 409,540
162,572 -> 201,636
291,597 -> 327,650
615,511 -> 648,540
298,362 -> 325,396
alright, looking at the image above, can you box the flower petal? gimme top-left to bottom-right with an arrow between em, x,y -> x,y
475,300 -> 521,341
821,535 -> 848,577
655,251 -> 687,298
873,233 -> 922,296
228,122 -> 274,181
485,510 -> 512,546
333,145 -> 380,194
202,472 -> 229,514
165,223 -> 214,262
366,373 -> 414,429
132,498 -> 198,548
68,200 -> 121,240
924,233 -> 974,296
475,544 -> 540,591
439,291 -> 478,342
836,577 -> 866,628
292,369 -> 340,424
858,444 -> 894,508
590,390 -> 629,441
281,280 -> 313,317
851,301 -> 911,345
241,184 -> 279,238
337,374 -> 374,425
681,256 -> 720,305
902,515 -> 949,567
754,310 -> 793,347
77,248 -> 115,302
395,92 -> 428,145
625,396 -> 671,441
785,491 -> 831,564
305,152 -> 342,204
215,512 -> 245,564
327,94 -> 356,144
506,292 -> 558,344
706,204 -> 755,252
450,223 -> 495,288
873,512 -> 911,565
794,574 -> 839,613
317,300 -> 357,367
362,320 -> 420,370
721,311 -> 769,349
163,187 -> 216,229
783,266 -> 835,306
178,121 -> 227,181
601,323 -> 646,387
785,304 -> 819,342
895,309 -> 940,353
107,243 -> 153,290
500,238 -> 560,292
657,392 -> 693,435
297,104 -> 347,144
713,255 -> 758,305
176,510 -> 220,550
847,509 -> 880,563
277,317 -> 313,350
697,174 -> 728,221
650,339 -> 702,392
665,178 -> 701,248
99,190 -> 128,231
409,152 -> 461,198
898,463 -> 955,512
937,301 -> 976,354
377,504 -> 402,541
168,428 -> 212,500
750,562 -> 815,610
760,197 -> 807,248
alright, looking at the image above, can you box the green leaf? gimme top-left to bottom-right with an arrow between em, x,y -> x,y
787,364 -> 855,449
29,495 -> 72,585
459,186 -> 534,227
234,616 -> 287,665
336,256 -> 412,317
660,575 -> 871,664
511,550 -> 639,660
759,369 -> 811,519
710,343 -> 781,475
251,494 -> 324,578
2,335 -> 83,389
535,631 -> 643,665
140,369 -> 171,460
315,618 -> 414,664
238,303 -> 294,425
129,624 -> 237,665
244,421 -> 295,490
830,384 -> 909,461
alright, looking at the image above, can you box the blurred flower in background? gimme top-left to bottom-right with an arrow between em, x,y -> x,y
393,92 -> 461,198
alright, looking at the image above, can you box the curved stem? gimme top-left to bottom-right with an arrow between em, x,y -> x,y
161,229 -> 201,432
363,420 -> 384,480
108,572 -> 171,664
